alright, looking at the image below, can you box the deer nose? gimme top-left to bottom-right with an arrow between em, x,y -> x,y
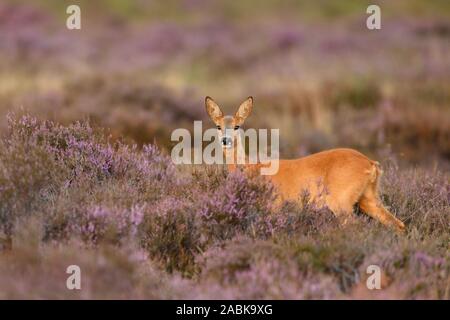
221,137 -> 232,147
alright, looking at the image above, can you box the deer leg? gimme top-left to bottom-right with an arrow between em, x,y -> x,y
325,181 -> 368,226
358,186 -> 405,233
326,198 -> 355,225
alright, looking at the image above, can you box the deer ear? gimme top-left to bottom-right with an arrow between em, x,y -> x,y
235,96 -> 253,125
205,96 -> 223,125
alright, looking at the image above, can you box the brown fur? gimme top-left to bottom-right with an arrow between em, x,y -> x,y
205,97 -> 405,233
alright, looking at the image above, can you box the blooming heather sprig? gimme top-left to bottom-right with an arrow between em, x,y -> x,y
198,170 -> 275,240
139,197 -> 202,274
76,204 -> 145,245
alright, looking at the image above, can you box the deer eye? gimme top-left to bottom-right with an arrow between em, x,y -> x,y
234,126 -> 240,130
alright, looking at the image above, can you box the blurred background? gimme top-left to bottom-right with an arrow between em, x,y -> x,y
1,0 -> 449,168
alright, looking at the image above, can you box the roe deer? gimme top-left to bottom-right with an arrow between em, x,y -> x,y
205,96 -> 405,233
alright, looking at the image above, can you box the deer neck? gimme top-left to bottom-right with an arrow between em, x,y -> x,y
224,134 -> 248,172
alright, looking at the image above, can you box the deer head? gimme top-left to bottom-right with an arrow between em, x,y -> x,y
205,96 -> 253,150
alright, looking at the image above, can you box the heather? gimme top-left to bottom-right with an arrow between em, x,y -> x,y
0,115 -> 448,299
0,1 -> 449,299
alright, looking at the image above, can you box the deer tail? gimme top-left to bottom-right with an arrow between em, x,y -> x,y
366,160 -> 382,184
